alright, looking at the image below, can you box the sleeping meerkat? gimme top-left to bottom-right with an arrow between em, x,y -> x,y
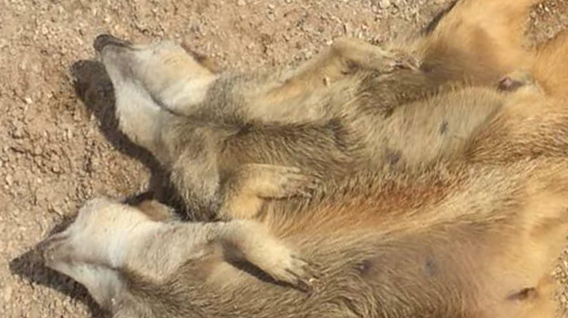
84,0 -> 563,222
41,158 -> 567,318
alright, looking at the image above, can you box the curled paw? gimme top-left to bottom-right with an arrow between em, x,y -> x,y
264,251 -> 320,291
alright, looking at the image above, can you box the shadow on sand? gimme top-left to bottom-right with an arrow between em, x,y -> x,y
9,218 -> 110,318
10,59 -> 189,317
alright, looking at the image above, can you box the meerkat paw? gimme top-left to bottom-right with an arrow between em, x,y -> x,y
255,245 -> 317,291
219,164 -> 321,220
382,49 -> 420,72
331,38 -> 419,74
223,220 -> 319,290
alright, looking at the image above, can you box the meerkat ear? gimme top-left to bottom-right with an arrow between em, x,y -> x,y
181,41 -> 221,74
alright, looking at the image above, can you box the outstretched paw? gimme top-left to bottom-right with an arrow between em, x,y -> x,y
332,37 -> 418,74
387,50 -> 420,72
227,220 -> 320,291
263,251 -> 319,291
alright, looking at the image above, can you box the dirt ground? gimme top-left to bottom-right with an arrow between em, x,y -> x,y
1,0 -> 568,317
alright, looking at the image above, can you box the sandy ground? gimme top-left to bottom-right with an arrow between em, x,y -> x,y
1,0 -> 568,317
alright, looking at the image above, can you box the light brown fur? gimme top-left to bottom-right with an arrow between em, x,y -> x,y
40,0 -> 568,317
41,158 -> 567,318
90,0 -> 568,223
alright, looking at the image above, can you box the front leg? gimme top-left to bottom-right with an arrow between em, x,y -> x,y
121,218 -> 317,290
244,37 -> 418,124
218,164 -> 320,220
286,37 -> 417,83
121,212 -> 318,290
215,219 -> 317,290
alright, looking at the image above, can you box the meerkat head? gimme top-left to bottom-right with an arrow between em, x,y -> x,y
94,34 -> 219,116
39,198 -> 155,308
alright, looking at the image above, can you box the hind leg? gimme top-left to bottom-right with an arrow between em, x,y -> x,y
509,275 -> 560,318
533,29 -> 568,99
493,16 -> 568,100
421,0 -> 543,85
465,27 -> 568,163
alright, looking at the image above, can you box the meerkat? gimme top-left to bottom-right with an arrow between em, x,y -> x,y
41,157 -> 568,318
84,0 -> 562,222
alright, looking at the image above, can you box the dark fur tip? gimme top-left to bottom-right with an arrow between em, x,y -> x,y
507,288 -> 537,301
498,77 -> 523,92
93,34 -> 130,52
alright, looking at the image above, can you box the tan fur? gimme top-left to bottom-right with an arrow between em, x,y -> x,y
134,199 -> 180,222
90,0 -> 568,223
41,198 -> 314,298
39,0 -> 568,316
533,29 -> 568,99
41,158 -> 567,318
418,0 -> 539,84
